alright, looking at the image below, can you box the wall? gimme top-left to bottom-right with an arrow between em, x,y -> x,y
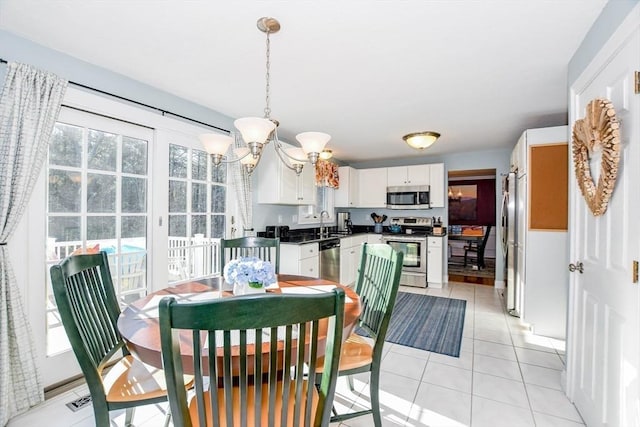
568,0 -> 639,83
0,30 -> 235,132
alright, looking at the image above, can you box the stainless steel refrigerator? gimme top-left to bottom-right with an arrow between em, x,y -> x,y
501,171 -> 519,317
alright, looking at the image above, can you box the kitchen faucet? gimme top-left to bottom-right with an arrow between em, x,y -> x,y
320,210 -> 330,237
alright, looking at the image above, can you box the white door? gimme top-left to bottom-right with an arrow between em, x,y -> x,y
567,26 -> 640,426
26,107 -> 154,386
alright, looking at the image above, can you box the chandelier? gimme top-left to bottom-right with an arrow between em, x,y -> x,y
200,17 -> 331,175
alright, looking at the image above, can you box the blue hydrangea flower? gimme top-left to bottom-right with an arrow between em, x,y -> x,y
223,256 -> 276,288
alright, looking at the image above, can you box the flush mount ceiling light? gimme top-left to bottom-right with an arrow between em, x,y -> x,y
200,17 -> 331,175
403,131 -> 441,150
319,149 -> 333,160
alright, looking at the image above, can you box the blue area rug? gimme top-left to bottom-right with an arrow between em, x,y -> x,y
385,292 -> 466,357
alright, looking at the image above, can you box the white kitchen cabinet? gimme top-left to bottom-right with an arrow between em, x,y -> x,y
387,165 -> 429,186
255,142 -> 316,205
428,163 -> 445,207
280,243 -> 319,277
427,236 -> 443,288
366,233 -> 383,244
335,166 -> 358,207
357,168 -> 387,207
297,165 -> 316,204
339,235 -> 367,287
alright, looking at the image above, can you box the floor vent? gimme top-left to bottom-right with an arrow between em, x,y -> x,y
66,394 -> 92,412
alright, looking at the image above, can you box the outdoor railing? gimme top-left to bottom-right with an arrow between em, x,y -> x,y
167,234 -> 222,282
47,235 -> 223,286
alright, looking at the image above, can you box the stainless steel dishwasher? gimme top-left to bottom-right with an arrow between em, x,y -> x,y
319,238 -> 341,282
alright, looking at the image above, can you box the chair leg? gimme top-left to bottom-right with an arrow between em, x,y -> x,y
163,410 -> 171,427
92,402 -> 112,427
370,366 -> 382,427
125,407 -> 135,427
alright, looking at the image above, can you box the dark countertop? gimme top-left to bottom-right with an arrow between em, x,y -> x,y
280,232 -> 370,245
279,231 -> 446,245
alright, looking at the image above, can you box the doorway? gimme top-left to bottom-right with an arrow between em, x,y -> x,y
447,169 -> 496,285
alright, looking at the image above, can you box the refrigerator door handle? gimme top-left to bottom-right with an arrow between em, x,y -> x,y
500,191 -> 508,254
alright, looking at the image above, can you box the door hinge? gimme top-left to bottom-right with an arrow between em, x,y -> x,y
633,260 -> 639,284
635,71 -> 640,94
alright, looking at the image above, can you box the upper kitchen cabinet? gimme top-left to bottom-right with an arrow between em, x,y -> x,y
357,168 -> 387,207
429,163 -> 445,207
335,166 -> 358,207
255,142 -> 317,205
387,165 -> 429,186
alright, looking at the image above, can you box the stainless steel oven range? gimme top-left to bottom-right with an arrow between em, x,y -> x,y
381,217 -> 432,287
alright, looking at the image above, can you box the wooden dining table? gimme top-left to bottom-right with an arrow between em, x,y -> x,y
117,274 -> 362,374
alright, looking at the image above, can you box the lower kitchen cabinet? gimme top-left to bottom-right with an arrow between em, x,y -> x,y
427,236 -> 444,288
339,235 -> 368,287
280,243 -> 319,277
366,233 -> 383,244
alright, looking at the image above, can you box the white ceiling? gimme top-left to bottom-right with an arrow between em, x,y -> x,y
0,0 -> 607,164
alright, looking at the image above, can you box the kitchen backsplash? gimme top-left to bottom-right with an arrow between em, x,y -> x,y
345,207 -> 446,227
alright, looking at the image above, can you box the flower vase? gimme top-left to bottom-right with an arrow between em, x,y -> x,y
245,282 -> 266,294
233,282 -> 265,295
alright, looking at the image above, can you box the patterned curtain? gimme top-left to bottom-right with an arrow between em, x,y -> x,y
229,134 -> 253,236
0,63 -> 67,426
315,160 -> 339,188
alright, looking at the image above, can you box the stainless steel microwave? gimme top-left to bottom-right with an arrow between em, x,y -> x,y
386,185 -> 431,209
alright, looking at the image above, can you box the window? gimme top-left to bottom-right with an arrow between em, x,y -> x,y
167,143 -> 227,282
298,186 -> 335,224
45,110 -> 152,356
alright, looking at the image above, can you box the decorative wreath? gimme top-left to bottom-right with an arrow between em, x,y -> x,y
571,98 -> 621,216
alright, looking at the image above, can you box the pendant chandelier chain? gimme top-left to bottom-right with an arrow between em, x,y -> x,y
264,31 -> 272,120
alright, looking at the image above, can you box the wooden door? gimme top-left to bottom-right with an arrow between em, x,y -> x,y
567,25 -> 640,426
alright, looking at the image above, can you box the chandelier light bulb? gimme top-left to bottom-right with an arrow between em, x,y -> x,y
319,149 -> 333,160
296,132 -> 331,154
234,117 -> 276,144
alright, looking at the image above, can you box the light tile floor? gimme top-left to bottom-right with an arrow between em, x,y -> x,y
8,282 -> 583,427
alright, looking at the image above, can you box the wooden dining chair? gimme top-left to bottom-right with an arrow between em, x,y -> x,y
159,288 -> 345,427
463,224 -> 492,269
50,251 -> 186,427
220,237 -> 280,273
316,243 -> 404,427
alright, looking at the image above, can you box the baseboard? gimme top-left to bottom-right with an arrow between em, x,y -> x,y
448,274 -> 495,286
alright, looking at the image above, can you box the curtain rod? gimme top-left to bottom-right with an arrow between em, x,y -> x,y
0,57 -> 230,133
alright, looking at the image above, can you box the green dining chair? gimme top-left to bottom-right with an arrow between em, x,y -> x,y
159,289 -> 345,427
316,243 -> 404,427
50,251 -> 183,427
220,237 -> 280,273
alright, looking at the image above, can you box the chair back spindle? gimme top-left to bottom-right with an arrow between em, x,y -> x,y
50,252 -> 125,374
